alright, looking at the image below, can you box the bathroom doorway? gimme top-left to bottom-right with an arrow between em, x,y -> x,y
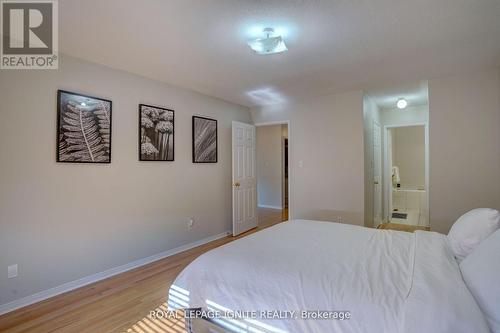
363,80 -> 429,229
385,124 -> 429,227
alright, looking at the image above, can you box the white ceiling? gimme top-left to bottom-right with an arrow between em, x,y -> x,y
366,81 -> 428,110
60,0 -> 500,108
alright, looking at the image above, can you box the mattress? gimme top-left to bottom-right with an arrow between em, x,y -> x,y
168,220 -> 489,333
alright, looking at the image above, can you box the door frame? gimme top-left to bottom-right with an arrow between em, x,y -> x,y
254,120 -> 292,219
383,122 -> 429,224
372,120 -> 382,227
281,136 -> 288,210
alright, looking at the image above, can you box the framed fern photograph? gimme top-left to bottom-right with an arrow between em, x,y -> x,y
57,90 -> 112,163
139,104 -> 175,161
192,116 -> 217,163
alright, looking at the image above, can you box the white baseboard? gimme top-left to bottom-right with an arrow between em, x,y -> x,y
258,205 -> 283,210
0,230 -> 231,316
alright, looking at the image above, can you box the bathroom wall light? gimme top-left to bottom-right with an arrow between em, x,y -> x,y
247,28 -> 287,55
396,98 -> 408,109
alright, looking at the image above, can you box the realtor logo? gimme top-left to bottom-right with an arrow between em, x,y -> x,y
1,0 -> 58,69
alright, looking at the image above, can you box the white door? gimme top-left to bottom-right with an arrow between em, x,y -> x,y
232,121 -> 257,236
373,121 -> 382,226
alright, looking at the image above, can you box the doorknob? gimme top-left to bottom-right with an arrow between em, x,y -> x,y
234,182 -> 240,187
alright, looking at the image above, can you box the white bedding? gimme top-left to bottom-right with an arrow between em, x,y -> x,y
168,220 -> 490,333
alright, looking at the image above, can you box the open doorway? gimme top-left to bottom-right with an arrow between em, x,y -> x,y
256,122 -> 289,225
386,124 -> 428,228
363,81 -> 430,230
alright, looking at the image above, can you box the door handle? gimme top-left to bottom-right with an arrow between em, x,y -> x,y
234,182 -> 240,187
374,181 -> 379,185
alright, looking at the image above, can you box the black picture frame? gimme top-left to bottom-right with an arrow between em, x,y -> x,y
139,104 -> 175,161
57,90 -> 112,163
192,116 -> 218,163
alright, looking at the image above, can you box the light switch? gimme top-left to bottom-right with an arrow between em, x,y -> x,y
298,160 -> 304,168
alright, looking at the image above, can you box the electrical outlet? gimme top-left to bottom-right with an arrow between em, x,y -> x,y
8,264 -> 18,279
337,216 -> 343,223
188,218 -> 194,230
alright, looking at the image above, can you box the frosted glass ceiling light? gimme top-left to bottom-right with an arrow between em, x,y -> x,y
247,28 -> 287,55
396,98 -> 408,109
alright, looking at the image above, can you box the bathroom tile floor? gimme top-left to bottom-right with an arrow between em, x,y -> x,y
391,209 -> 428,227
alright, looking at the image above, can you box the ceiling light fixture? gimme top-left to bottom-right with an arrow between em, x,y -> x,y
247,28 -> 287,55
396,98 -> 408,109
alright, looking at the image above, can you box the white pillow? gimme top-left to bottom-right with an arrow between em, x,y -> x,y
460,228 -> 500,333
447,208 -> 500,262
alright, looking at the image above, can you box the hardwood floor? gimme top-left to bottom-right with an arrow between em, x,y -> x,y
0,208 -> 287,333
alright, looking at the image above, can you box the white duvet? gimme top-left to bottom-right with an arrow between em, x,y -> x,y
168,220 -> 490,333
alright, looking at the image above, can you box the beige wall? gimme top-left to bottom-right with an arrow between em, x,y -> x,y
392,126 -> 425,189
0,55 -> 251,306
281,124 -> 288,138
380,105 -> 429,125
256,125 -> 283,208
251,91 -> 365,225
429,68 -> 500,234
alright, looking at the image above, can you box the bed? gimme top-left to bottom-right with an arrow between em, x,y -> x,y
167,220 -> 491,333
